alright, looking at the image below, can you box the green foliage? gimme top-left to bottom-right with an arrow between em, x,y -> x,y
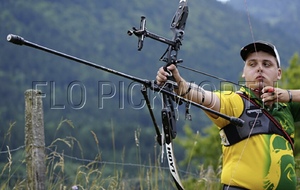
177,124 -> 222,170
0,120 -> 181,189
280,53 -> 300,160
281,53 -> 300,89
176,124 -> 222,189
229,0 -> 300,42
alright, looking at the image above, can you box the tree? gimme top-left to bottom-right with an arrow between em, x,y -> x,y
281,53 -> 300,89
281,53 -> 300,157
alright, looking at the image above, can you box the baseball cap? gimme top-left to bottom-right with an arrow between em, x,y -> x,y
240,41 -> 280,67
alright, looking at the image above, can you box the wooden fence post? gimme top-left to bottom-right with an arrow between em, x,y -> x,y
25,89 -> 46,190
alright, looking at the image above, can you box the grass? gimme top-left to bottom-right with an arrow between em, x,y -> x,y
0,120 -> 185,189
5,119 -> 300,190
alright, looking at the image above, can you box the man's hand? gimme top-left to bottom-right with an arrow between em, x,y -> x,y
261,86 -> 291,106
156,64 -> 181,85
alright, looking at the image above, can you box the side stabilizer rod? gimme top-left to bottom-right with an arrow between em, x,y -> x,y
7,34 -> 244,127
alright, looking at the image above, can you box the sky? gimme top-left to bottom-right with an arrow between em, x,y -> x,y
216,0 -> 231,3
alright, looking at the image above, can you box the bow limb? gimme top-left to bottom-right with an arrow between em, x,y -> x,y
160,1 -> 188,188
165,142 -> 184,190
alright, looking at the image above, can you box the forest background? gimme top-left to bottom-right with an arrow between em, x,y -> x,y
1,0 -> 300,189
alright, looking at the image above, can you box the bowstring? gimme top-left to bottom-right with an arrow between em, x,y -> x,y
244,0 -> 257,50
182,1 -> 258,188
225,1 -> 257,188
179,0 -> 257,87
178,65 -> 230,83
225,111 -> 260,189
177,64 -> 244,88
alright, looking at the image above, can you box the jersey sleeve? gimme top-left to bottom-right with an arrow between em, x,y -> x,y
206,91 -> 244,128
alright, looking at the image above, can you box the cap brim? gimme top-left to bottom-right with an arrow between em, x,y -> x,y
240,41 -> 280,67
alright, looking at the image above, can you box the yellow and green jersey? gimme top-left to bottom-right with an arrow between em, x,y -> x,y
209,87 -> 300,190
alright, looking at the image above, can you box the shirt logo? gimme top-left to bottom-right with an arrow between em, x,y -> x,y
246,106 -> 263,117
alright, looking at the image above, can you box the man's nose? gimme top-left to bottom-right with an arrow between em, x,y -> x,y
257,64 -> 263,72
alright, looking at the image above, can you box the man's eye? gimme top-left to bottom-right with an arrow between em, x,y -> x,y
249,62 -> 256,67
263,61 -> 271,67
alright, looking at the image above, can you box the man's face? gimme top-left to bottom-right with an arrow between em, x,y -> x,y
242,51 -> 281,90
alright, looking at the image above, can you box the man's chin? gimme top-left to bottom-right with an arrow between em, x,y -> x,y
246,82 -> 264,91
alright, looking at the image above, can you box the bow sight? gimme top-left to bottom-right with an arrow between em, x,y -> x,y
128,0 -> 188,61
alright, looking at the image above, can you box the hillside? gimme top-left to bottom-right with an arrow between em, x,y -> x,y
1,0 -> 300,181
228,0 -> 300,42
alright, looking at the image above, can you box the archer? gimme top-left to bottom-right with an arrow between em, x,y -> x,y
156,41 -> 300,190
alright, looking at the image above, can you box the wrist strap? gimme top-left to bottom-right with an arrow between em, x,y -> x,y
287,90 -> 293,103
179,82 -> 192,97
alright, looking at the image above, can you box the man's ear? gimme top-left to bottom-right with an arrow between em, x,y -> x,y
277,68 -> 282,80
